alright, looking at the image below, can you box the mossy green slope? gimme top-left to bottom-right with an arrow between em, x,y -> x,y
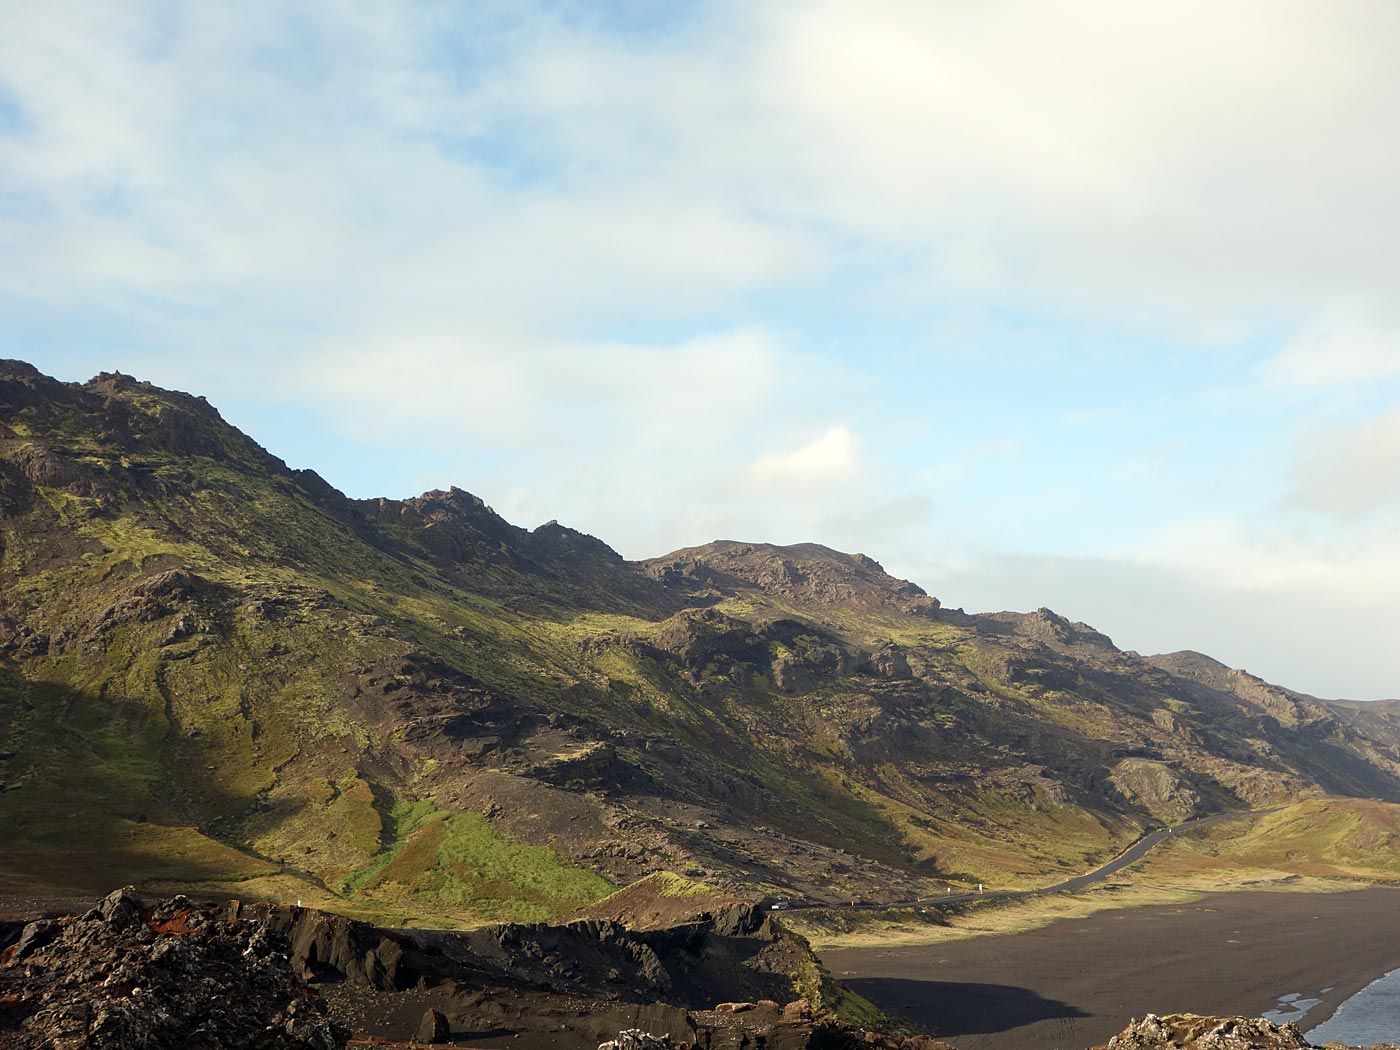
5,359 -> 1400,928
1159,797 -> 1400,882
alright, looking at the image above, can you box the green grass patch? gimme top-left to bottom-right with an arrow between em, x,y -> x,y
1167,797 -> 1400,881
347,803 -> 613,923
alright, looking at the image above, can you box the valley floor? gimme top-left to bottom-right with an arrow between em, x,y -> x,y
821,886 -> 1400,1050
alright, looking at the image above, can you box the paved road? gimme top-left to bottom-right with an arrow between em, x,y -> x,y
792,809 -> 1270,912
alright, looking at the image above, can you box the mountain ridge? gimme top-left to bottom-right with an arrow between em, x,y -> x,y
4,360 -> 1400,929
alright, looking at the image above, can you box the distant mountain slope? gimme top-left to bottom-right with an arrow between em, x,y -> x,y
3,359 -> 1399,926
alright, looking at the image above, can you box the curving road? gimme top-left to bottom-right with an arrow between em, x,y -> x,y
794,809 -> 1272,912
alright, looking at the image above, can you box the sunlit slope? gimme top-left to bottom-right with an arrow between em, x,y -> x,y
1148,797 -> 1400,883
4,359 -> 1400,926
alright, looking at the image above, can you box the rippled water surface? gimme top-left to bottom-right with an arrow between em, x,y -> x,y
1262,992 -> 1322,1026
1306,967 -> 1400,1047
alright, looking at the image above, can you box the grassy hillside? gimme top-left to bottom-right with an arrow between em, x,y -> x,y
1149,797 -> 1400,883
5,359 -> 1400,927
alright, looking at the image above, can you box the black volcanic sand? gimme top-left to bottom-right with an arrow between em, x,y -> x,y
0,893 -> 99,921
821,888 -> 1400,1050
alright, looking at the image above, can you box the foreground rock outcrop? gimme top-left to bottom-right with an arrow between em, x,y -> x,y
606,1012 -> 1400,1050
10,891 -> 1400,1050
600,1023 -> 954,1050
1095,1012 -> 1400,1050
0,888 -> 345,1049
1,890 -> 909,1049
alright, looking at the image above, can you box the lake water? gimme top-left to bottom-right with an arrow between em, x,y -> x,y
1304,966 -> 1400,1047
1261,991 -> 1325,1026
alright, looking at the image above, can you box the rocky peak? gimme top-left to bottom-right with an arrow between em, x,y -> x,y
530,519 -> 626,565
354,486 -> 526,562
290,467 -> 354,515
991,607 -> 1118,651
362,486 -> 514,534
0,359 -> 47,380
1,364 -> 287,475
1147,650 -> 1233,682
83,372 -> 228,431
347,487 -> 667,613
1149,651 -> 1305,708
0,359 -> 78,415
643,540 -> 940,616
86,370 -> 170,399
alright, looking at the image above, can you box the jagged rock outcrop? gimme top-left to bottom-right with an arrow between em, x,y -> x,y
413,1009 -> 449,1044
1095,1012 -> 1400,1049
992,607 -> 1118,651
214,896 -> 825,1026
598,1021 -> 958,1050
12,891 -> 1400,1050
860,642 -> 914,681
770,636 -> 851,695
1109,759 -> 1204,823
644,542 -> 940,617
599,1032 -> 674,1050
0,892 -> 893,1050
0,888 -> 346,1049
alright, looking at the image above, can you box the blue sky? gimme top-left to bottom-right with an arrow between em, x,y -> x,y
4,1 -> 1400,697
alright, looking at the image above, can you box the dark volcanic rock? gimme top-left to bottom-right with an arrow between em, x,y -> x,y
771,638 -> 849,695
213,897 -> 865,1048
644,541 -> 941,618
11,919 -> 57,961
15,892 -> 1373,1050
601,1021 -> 958,1050
414,1008 -> 450,1044
268,905 -> 409,989
0,887 -> 346,1049
96,885 -> 142,930
1095,1013 -> 1331,1049
861,642 -> 913,680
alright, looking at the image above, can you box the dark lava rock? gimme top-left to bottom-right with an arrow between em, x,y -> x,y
97,885 -> 142,931
1,889 -> 971,1050
0,887 -> 347,1049
771,639 -> 848,695
601,1022 -> 958,1050
11,919 -> 57,961
1097,1013 -> 1313,1049
862,642 -> 913,680
414,1008 -> 450,1044
598,1032 -> 673,1050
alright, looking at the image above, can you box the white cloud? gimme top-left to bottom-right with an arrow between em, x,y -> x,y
1290,409 -> 1400,518
306,326 -> 790,448
459,0 -> 1400,333
1135,516 -> 1400,594
7,0 -> 1400,339
1262,311 -> 1400,390
749,425 -> 860,487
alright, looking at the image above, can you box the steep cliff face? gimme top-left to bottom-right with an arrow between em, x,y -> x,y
4,360 -> 1400,926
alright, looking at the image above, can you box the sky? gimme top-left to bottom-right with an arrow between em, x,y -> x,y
3,1 -> 1400,698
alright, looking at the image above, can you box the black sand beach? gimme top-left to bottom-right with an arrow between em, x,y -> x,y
822,888 -> 1400,1050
